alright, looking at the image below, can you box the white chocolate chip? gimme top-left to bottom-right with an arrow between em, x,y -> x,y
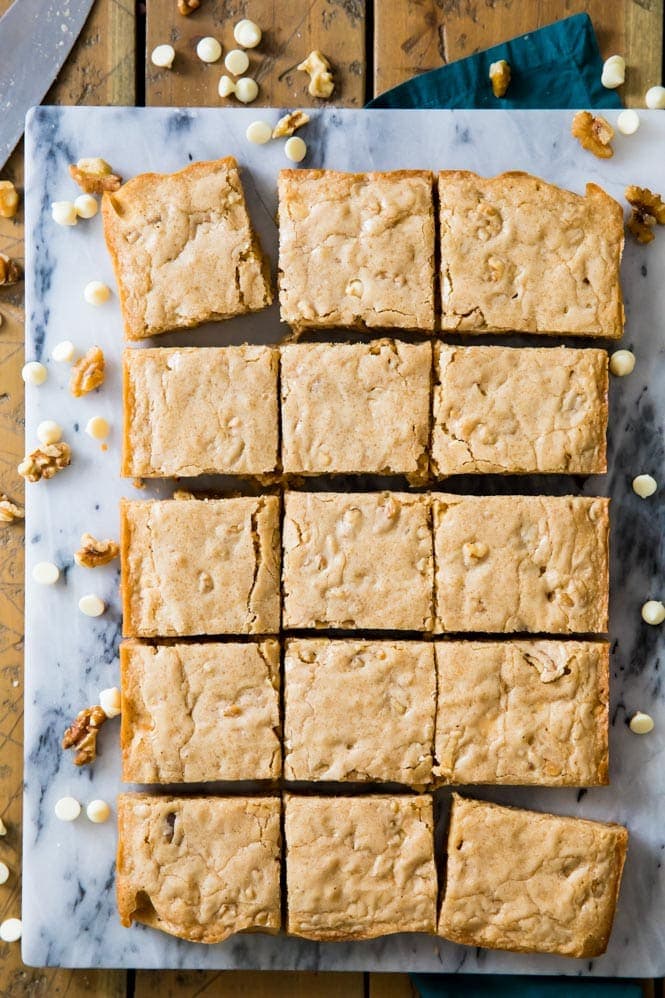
83,281 -> 111,306
32,561 -> 60,586
100,686 -> 121,718
235,77 -> 259,104
218,75 -> 236,98
151,43 -> 175,69
246,120 -> 272,144
0,918 -> 22,942
22,361 -> 47,386
74,194 -> 98,219
37,420 -> 63,445
78,594 -> 105,617
345,279 -> 363,297
196,36 -> 222,64
0,862 -> 8,885
86,799 -> 111,823
51,340 -> 77,363
284,136 -> 307,162
645,85 -> 665,109
609,349 -> 635,376
642,600 -> 665,625
633,474 -> 657,498
617,109 -> 640,135
54,796 -> 81,821
601,55 -> 625,89
233,18 -> 261,48
51,200 -> 77,226
85,416 -> 110,440
0,818 -> 6,836
629,711 -> 655,734
225,48 -> 249,75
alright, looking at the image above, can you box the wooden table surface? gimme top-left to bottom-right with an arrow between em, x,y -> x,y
0,1 -> 663,994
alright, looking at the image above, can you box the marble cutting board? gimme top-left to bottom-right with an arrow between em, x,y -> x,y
22,106 -> 665,973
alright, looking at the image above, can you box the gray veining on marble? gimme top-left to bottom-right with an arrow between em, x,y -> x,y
22,107 -> 665,973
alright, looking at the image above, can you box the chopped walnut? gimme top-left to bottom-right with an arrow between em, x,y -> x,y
0,254 -> 22,285
177,0 -> 200,12
297,50 -> 335,99
489,60 -> 511,98
0,494 -> 24,523
74,532 -> 120,568
0,180 -> 19,219
625,185 -> 665,244
571,111 -> 614,159
62,705 -> 107,766
70,345 -> 105,397
68,158 -> 122,195
272,110 -> 311,139
18,442 -> 71,482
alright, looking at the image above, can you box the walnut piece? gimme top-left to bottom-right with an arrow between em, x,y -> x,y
0,180 -> 19,219
625,185 -> 665,244
297,50 -> 335,99
0,254 -> 22,285
0,494 -> 24,523
18,442 -> 71,482
74,532 -> 120,568
272,110 -> 311,139
62,705 -> 107,766
69,158 -> 122,195
177,0 -> 200,13
70,345 -> 105,397
571,111 -> 614,159
489,60 -> 511,98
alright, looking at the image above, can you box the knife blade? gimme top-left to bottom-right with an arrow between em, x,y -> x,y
0,0 -> 96,169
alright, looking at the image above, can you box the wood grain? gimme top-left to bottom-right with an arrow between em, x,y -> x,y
373,0 -> 663,106
135,970 -> 365,997
146,0 -> 365,108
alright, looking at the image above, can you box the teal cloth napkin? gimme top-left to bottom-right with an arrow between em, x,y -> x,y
412,977 -> 642,998
367,13 -> 622,110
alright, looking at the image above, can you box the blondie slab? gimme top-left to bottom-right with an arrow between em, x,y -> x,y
120,640 -> 281,782
120,496 -> 280,637
438,795 -> 628,957
122,346 -> 279,478
117,794 -> 281,942
282,491 -> 433,630
432,345 -> 608,476
438,171 -> 624,338
280,340 -> 431,477
285,795 -> 437,940
434,640 -> 609,786
278,169 -> 435,332
284,639 -> 435,786
103,157 -> 272,340
433,494 -> 609,634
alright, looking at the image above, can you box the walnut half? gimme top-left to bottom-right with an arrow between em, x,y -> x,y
489,60 -> 511,98
625,185 -> 665,244
177,0 -> 200,13
0,180 -> 19,219
62,705 -> 107,766
297,51 -> 335,99
74,533 -> 120,568
0,254 -> 22,285
70,345 -> 105,397
571,111 -> 614,159
0,494 -> 24,523
18,442 -> 71,482
69,158 -> 122,195
273,110 -> 310,139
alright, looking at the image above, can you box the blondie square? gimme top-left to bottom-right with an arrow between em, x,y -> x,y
117,794 -> 281,942
122,346 -> 279,478
432,345 -> 608,476
285,794 -> 437,940
278,169 -> 435,332
120,639 -> 281,782
284,639 -> 435,786
434,640 -> 609,786
280,340 -> 431,477
103,157 -> 272,340
438,795 -> 628,957
438,171 -> 624,338
433,494 -> 609,634
120,496 -> 280,637
282,491 -> 433,630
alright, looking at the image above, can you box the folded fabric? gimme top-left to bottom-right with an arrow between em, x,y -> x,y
412,975 -> 643,998
367,13 -> 622,110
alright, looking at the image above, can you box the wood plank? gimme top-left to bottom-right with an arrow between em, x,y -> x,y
135,970 -> 365,997
373,0 -> 663,107
146,0 -> 365,108
369,973 -> 418,998
0,0 -> 134,992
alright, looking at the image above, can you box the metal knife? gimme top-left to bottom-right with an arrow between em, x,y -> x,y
0,0 -> 96,169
